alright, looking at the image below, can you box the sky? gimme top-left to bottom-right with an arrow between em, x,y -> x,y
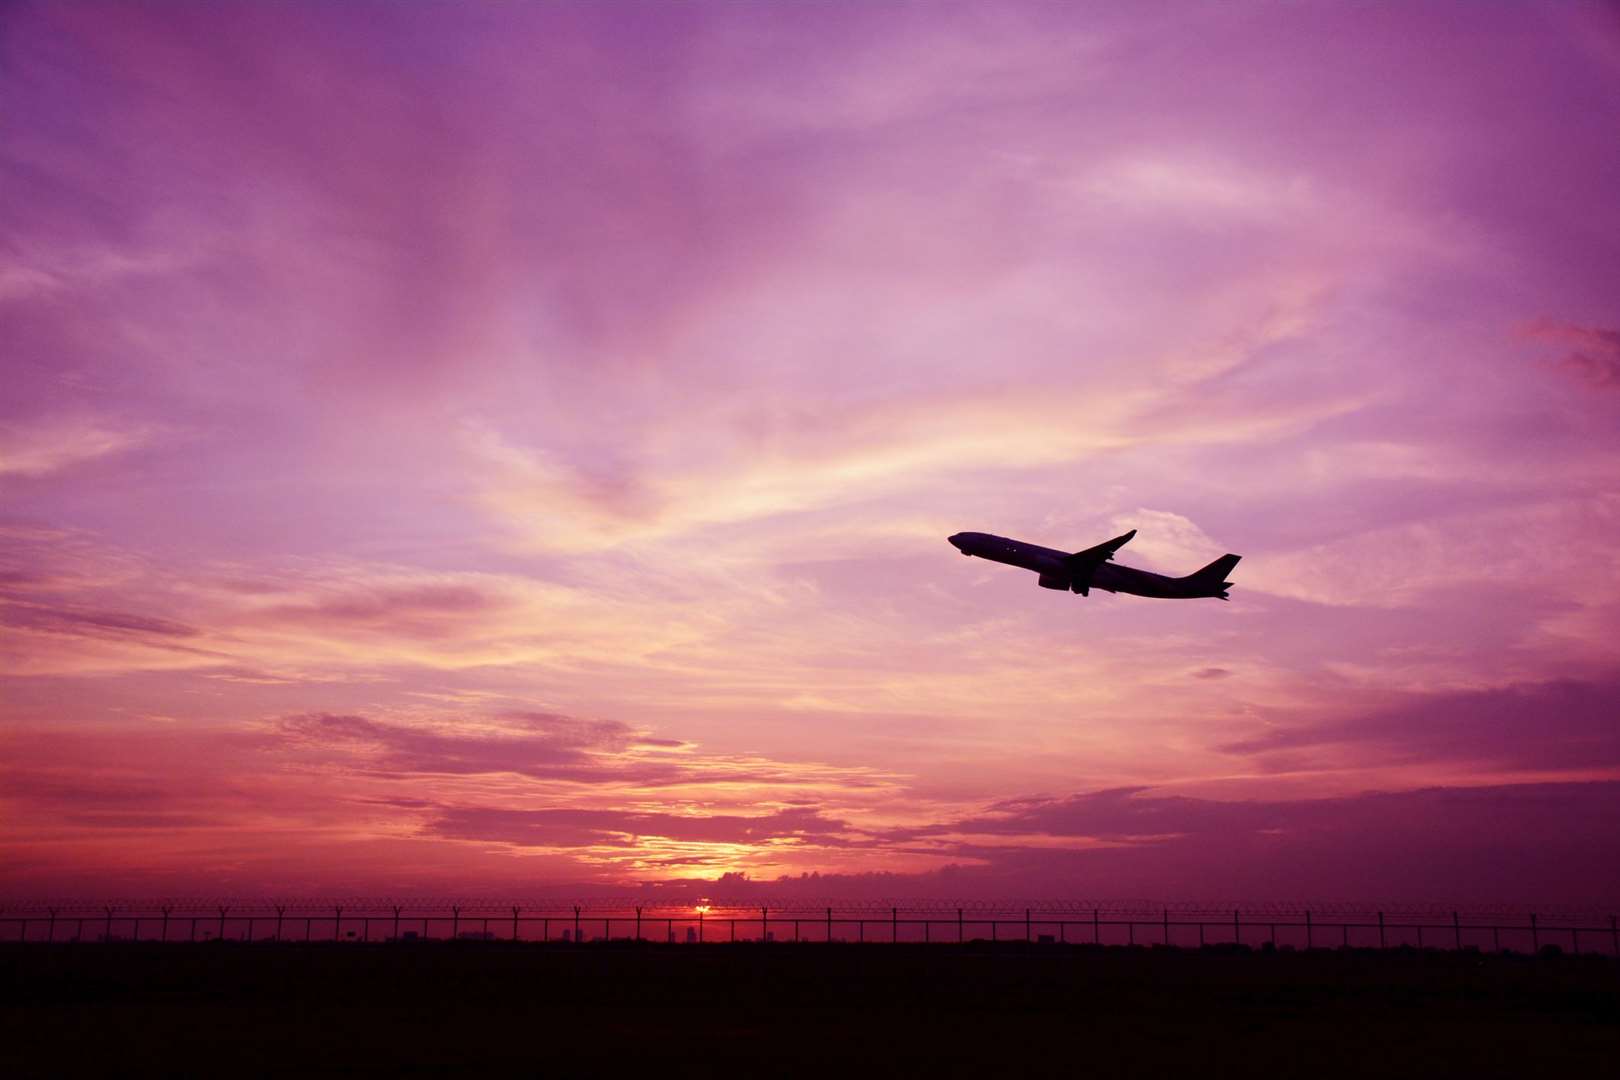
4,1 -> 1620,905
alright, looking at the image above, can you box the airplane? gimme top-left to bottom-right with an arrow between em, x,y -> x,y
947,528 -> 1240,600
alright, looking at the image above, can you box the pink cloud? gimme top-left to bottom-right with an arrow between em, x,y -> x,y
2,3 -> 1619,902
1217,677 -> 1620,773
1,602 -> 199,641
275,710 -> 643,781
1525,319 -> 1620,391
0,416 -> 153,478
426,805 -> 858,851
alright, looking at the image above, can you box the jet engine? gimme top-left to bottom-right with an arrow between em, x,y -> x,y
1037,573 -> 1070,590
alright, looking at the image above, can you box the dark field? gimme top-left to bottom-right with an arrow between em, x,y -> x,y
4,942 -> 1617,1077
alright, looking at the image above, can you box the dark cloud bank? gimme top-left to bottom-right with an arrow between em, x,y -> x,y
8,676 -> 1620,902
402,779 -> 1620,905
1218,677 -> 1620,772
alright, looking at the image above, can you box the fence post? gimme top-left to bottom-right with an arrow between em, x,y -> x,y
893,907 -> 898,944
394,906 -> 403,941
217,906 -> 228,942
635,906 -> 642,942
1094,908 -> 1100,945
958,908 -> 964,944
1453,911 -> 1461,951
105,905 -> 115,943
47,908 -> 56,944
1378,911 -> 1385,949
1530,913 -> 1538,952
574,905 -> 581,944
452,906 -> 460,940
1305,911 -> 1312,950
511,906 -> 520,942
827,906 -> 833,943
1234,909 -> 1240,946
762,906 -> 768,943
162,906 -> 171,944
1163,909 -> 1169,947
275,905 -> 284,942
334,905 -> 342,942
191,917 -> 198,943
1026,909 -> 1032,943
1610,915 -> 1617,956
698,909 -> 703,943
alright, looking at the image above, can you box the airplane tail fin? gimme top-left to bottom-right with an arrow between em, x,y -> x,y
1185,554 -> 1241,598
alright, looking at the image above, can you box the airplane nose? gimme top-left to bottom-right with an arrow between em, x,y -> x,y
948,533 -> 964,549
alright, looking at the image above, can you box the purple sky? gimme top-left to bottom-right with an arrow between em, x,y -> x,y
3,1 -> 1620,903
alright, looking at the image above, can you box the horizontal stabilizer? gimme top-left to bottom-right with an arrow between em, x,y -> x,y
1187,554 -> 1241,598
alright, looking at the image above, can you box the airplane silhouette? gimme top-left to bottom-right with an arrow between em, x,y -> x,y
947,529 -> 1240,600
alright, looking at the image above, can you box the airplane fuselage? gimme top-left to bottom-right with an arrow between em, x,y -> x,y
947,531 -> 1221,599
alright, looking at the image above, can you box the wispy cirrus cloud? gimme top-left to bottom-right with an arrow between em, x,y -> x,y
0,416 -> 153,479
1245,493 -> 1620,612
426,805 -> 858,851
276,710 -> 645,782
269,709 -> 899,794
0,538 -> 720,677
0,601 -> 199,641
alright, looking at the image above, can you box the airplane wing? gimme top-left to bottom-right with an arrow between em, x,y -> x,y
1060,529 -> 1136,596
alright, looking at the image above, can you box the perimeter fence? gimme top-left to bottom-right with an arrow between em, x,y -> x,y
4,899 -> 1617,955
